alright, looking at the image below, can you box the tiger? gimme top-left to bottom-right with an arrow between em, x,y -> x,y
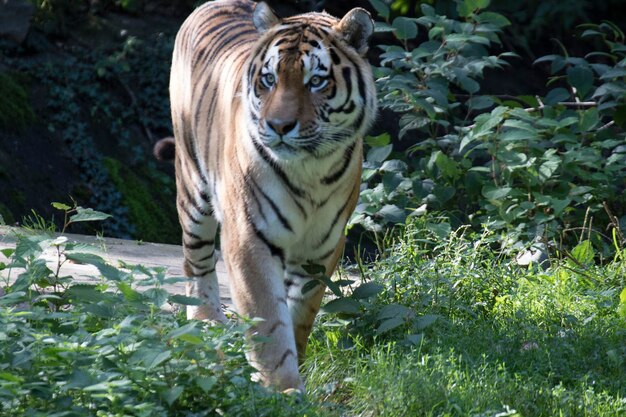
155,0 -> 376,391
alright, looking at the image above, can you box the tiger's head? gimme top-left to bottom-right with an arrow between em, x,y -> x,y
243,2 -> 377,160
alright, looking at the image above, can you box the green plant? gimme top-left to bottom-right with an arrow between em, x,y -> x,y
305,216 -> 626,416
355,0 -> 626,259
0,208 -> 331,416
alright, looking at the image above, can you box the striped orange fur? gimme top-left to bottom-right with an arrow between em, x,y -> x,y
163,0 -> 376,390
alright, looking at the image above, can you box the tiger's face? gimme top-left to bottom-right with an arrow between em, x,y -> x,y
244,6 -> 376,161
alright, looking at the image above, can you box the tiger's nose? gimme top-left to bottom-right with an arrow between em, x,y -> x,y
266,119 -> 298,136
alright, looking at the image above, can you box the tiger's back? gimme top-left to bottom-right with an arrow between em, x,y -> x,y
167,0 -> 376,391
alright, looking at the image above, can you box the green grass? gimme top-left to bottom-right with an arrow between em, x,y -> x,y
304,222 -> 626,416
1,219 -> 625,416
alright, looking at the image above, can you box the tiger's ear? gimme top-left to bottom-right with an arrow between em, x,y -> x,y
253,2 -> 281,33
333,8 -> 374,56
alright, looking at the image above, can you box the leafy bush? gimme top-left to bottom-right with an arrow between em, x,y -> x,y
0,206 -> 330,416
354,0 -> 626,258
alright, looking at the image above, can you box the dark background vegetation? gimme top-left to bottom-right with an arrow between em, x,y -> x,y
1,0 -> 625,252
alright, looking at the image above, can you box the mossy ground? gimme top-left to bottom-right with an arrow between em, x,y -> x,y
0,72 -> 35,132
103,157 -> 181,243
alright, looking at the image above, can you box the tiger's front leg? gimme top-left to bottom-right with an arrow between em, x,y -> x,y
286,236 -> 347,362
220,222 -> 303,391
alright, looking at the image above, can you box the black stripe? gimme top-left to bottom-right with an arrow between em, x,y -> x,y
184,239 -> 215,250
321,142 -> 355,185
243,205 -> 285,263
250,137 -> 307,199
273,350 -> 295,371
268,320 -> 286,335
249,175 -> 293,232
315,197 -> 350,249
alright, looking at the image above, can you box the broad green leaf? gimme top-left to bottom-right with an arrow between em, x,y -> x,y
69,207 -> 112,223
579,107 -> 599,132
416,314 -> 439,329
160,386 -> 184,406
117,282 -> 142,301
169,294 -> 204,306
567,66 -> 594,98
322,298 -> 361,315
15,236 -> 44,259
392,17 -> 418,40
474,11 -> 511,28
467,95 -> 494,110
369,0 -> 390,19
143,288 -> 169,306
380,159 -> 408,173
302,263 -> 326,275
301,279 -> 322,295
367,144 -> 393,164
365,133 -> 391,147
143,349 -> 172,369
51,202 -> 72,211
1,248 -> 15,258
544,88 -> 570,105
482,186 -> 512,200
196,376 -> 217,392
571,240 -> 594,265
66,284 -> 107,303
551,198 -> 571,216
167,322 -> 199,339
376,317 -> 405,334
352,282 -> 384,299
0,291 -> 25,305
538,159 -> 561,182
378,204 -> 406,224
377,303 -> 411,320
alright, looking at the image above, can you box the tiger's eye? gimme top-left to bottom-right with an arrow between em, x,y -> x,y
309,75 -> 328,90
262,73 -> 276,87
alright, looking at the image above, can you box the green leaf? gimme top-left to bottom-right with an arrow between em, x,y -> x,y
380,159 -> 408,173
369,0 -> 390,19
143,349 -> 172,369
376,317 -> 405,334
367,144 -> 393,164
69,207 -> 112,224
377,303 -> 411,320
474,12 -> 511,28
168,294 -> 204,306
1,248 -> 15,258
378,204 -> 406,224
467,95 -> 494,110
416,314 -> 439,330
51,202 -> 72,211
196,376 -> 217,392
365,133 -> 391,147
302,263 -> 326,275
15,236 -> 44,259
544,88 -> 570,105
571,240 -> 594,265
301,279 -> 322,295
579,107 -> 599,132
117,282 -> 143,302
66,284 -> 107,303
322,298 -> 361,315
538,158 -> 561,182
167,322 -> 199,340
567,66 -> 594,98
392,17 -> 418,40
352,282 -> 384,299
161,386 -> 184,406
482,186 -> 512,200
